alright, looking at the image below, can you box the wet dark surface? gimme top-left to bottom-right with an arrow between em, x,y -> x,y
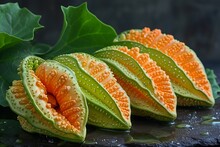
0,99 -> 220,146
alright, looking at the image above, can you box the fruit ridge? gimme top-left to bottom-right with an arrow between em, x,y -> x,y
72,53 -> 131,121
118,47 -> 176,112
118,27 -> 214,106
94,46 -> 177,120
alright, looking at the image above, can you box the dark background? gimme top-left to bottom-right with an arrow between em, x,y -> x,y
1,0 -> 220,64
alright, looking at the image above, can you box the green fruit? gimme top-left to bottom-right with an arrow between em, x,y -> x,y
54,53 -> 131,129
94,46 -> 177,121
6,56 -> 88,142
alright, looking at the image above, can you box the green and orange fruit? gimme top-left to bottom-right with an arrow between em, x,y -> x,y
54,53 -> 131,129
6,56 -> 88,142
95,46 -> 177,121
115,27 -> 215,107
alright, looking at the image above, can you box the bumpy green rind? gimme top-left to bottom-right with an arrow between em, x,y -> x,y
86,96 -> 130,129
17,116 -> 55,136
54,54 -> 131,129
108,61 -> 176,121
6,80 -> 85,142
113,41 -> 215,107
22,57 -> 88,138
15,90 -> 84,142
94,46 -> 177,121
17,116 -> 81,142
6,56 -> 88,142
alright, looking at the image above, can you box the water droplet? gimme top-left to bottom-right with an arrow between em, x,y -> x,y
202,115 -> 216,121
15,139 -> 23,144
212,121 -> 220,125
132,138 -> 161,144
0,121 -> 7,125
111,139 -> 118,144
176,124 -> 191,128
200,131 -> 209,136
83,140 -> 98,145
46,136 -> 54,144
201,118 -> 220,125
48,139 -> 54,143
169,121 -> 175,125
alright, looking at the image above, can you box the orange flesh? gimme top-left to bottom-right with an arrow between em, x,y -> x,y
115,75 -> 165,112
35,64 -> 83,131
125,27 -> 212,98
11,80 -> 36,112
73,54 -> 130,120
118,47 -> 176,112
10,80 -> 78,133
47,94 -> 58,108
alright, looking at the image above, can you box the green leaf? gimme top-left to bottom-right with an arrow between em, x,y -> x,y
46,3 -> 117,58
0,3 -> 43,50
0,42 -> 50,107
206,68 -> 220,99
